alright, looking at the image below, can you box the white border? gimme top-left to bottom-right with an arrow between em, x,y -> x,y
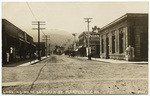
0,0 -> 149,96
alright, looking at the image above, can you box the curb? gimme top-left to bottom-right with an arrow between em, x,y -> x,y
75,56 -> 148,64
19,56 -> 49,66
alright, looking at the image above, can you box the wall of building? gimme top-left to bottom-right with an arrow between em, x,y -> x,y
78,31 -> 100,57
34,42 -> 46,57
2,19 -> 36,64
99,14 -> 148,61
127,15 -> 148,60
100,19 -> 127,59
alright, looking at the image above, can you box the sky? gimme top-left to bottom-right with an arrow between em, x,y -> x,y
2,2 -> 149,41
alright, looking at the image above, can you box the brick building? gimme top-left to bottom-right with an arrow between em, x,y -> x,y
99,13 -> 148,61
78,31 -> 100,57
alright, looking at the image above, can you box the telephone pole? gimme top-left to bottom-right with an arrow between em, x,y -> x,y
43,35 -> 50,57
84,18 -> 92,57
32,21 -> 45,60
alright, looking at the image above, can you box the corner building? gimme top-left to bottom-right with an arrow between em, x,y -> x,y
78,31 -> 100,57
99,13 -> 148,61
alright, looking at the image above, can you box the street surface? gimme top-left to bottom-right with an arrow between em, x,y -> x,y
2,55 -> 148,94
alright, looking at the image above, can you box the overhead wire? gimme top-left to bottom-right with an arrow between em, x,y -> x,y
26,2 -> 46,36
26,3 -> 47,89
26,2 -> 38,21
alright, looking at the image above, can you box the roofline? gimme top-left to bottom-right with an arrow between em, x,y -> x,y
100,14 -> 128,31
2,19 -> 24,33
2,19 -> 33,40
78,31 -> 99,38
99,13 -> 148,32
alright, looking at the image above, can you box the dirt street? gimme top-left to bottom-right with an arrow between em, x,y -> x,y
2,55 -> 148,94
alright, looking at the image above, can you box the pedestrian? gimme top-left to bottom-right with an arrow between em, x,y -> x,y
6,51 -> 10,63
10,47 -> 13,62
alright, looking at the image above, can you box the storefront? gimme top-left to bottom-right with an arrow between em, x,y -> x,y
2,19 -> 36,64
78,31 -> 100,57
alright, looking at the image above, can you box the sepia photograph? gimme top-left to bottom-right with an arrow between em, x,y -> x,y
1,0 -> 149,95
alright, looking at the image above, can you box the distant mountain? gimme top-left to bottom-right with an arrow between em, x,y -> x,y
43,33 -> 74,50
35,30 -> 75,50
22,28 -> 76,50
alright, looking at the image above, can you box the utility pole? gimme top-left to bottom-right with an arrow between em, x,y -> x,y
84,18 -> 92,57
43,35 -> 50,57
32,21 -> 45,60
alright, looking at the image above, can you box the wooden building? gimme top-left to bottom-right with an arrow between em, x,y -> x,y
99,13 -> 148,61
78,31 -> 100,57
34,42 -> 46,57
2,19 -> 36,64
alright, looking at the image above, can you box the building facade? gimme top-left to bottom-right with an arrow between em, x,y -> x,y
99,13 -> 148,61
34,42 -> 46,57
78,31 -> 100,57
2,19 -> 36,64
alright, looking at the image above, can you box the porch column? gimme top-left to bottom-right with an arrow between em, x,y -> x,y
125,26 -> 129,48
109,33 -> 112,54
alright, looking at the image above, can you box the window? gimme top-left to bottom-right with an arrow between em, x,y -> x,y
112,31 -> 115,53
101,36 -> 104,53
119,28 -> 124,53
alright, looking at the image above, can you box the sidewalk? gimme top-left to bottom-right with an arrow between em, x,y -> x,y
77,56 -> 148,64
19,56 -> 49,66
3,56 -> 49,67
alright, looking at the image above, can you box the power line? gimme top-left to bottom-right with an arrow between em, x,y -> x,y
26,2 -> 38,21
41,30 -> 46,36
43,35 -> 50,57
32,21 -> 46,60
26,2 -> 47,60
26,2 -> 46,36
